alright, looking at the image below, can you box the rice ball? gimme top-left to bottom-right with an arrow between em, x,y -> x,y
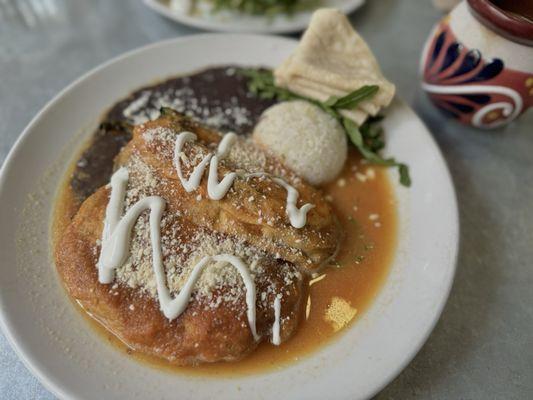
253,100 -> 347,185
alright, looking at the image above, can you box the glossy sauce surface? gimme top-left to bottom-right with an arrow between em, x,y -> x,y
54,148 -> 396,376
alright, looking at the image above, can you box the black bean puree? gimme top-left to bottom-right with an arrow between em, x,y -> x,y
70,66 -> 274,203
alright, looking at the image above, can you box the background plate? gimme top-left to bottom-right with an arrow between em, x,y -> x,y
143,0 -> 365,33
0,34 -> 458,400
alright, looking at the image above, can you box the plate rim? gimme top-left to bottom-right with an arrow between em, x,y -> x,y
142,0 -> 366,34
0,33 -> 459,400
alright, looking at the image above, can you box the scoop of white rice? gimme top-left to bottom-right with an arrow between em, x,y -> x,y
253,100 -> 347,185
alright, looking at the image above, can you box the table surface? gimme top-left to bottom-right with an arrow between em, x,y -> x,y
1,1 -> 532,399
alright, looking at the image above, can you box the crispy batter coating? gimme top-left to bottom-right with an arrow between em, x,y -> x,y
55,111 -> 340,365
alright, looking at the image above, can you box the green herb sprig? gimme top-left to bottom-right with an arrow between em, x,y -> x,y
241,69 -> 411,187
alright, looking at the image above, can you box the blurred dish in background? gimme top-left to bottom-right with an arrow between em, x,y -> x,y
420,0 -> 533,129
0,0 -> 65,29
175,0 -> 319,17
143,0 -> 365,33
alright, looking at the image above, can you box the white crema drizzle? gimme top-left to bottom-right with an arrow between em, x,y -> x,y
174,131 -> 314,229
95,130 -> 305,343
97,167 -> 259,340
272,295 -> 282,346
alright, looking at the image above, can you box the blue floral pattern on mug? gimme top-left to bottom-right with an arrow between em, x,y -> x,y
421,20 -> 531,128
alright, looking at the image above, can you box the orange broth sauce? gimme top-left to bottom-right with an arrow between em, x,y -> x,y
53,148 -> 397,376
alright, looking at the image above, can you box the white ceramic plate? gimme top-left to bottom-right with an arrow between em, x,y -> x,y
143,0 -> 365,33
0,34 -> 458,400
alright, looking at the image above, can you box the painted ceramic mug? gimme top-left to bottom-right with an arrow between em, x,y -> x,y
421,0 -> 533,129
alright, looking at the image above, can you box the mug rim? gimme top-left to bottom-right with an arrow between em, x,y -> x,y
467,0 -> 533,46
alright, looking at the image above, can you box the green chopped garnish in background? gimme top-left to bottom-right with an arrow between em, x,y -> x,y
241,69 -> 411,187
191,0 -> 318,16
